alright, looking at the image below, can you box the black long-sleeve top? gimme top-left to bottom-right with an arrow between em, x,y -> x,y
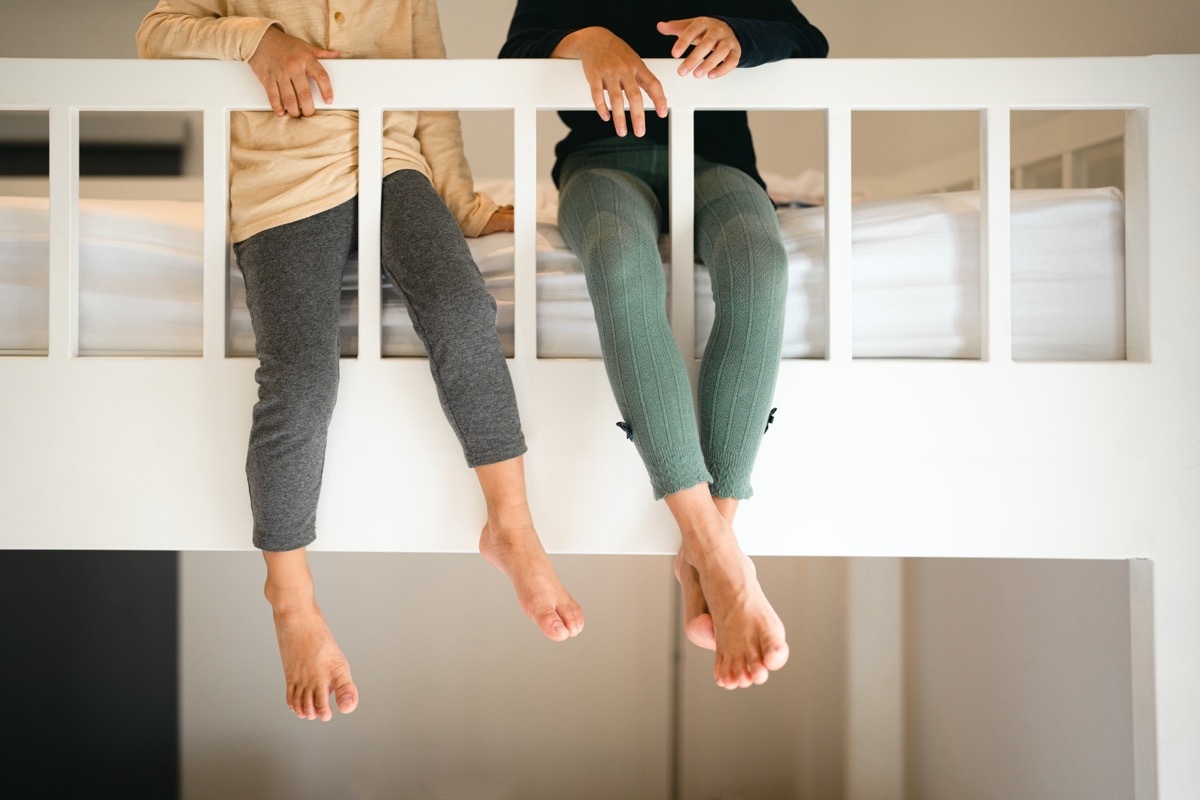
499,0 -> 829,188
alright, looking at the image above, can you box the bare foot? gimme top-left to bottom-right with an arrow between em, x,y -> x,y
673,495 -> 740,652
262,549 -> 357,721
480,521 -> 585,641
667,486 -> 788,689
474,456 -> 584,641
269,597 -> 358,721
674,550 -> 715,650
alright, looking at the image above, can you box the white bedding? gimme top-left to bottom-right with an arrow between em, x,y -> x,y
0,187 -> 1125,360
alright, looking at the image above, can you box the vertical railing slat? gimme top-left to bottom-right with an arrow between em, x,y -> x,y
357,106 -> 384,361
202,108 -> 230,359
669,109 -> 696,374
980,107 -> 1012,363
1123,107 -> 1150,362
825,107 -> 852,362
512,105 -> 537,363
47,105 -> 79,360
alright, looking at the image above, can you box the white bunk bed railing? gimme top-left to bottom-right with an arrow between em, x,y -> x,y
2,56 -> 1198,800
0,56 -> 1190,556
1,56 -> 1191,557
0,56 -> 1194,558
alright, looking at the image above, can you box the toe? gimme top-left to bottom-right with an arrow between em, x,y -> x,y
301,689 -> 317,720
763,638 -> 789,671
684,613 -> 716,651
562,601 -> 586,636
536,607 -> 570,642
335,679 -> 359,714
315,687 -> 333,722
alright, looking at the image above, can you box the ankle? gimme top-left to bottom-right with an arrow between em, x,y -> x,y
264,582 -> 317,615
485,501 -> 535,534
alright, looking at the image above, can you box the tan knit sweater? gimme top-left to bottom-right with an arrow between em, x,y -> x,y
136,0 -> 497,243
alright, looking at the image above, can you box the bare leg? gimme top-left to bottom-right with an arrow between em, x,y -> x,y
476,456 -> 585,641
667,485 -> 787,689
263,549 -> 358,721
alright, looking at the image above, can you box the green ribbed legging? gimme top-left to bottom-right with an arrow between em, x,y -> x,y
557,139 -> 788,500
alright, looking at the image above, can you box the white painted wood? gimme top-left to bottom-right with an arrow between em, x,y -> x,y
512,106 -> 537,363
46,105 -> 78,360
356,106 -> 383,362
669,108 -> 696,374
2,54 -> 1199,798
201,110 -> 228,359
825,107 -> 852,362
980,107 -> 1012,363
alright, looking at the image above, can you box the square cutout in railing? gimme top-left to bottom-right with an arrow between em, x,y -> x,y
0,110 -> 50,357
73,110 -> 205,358
851,110 -> 983,360
371,109 -> 516,360
1010,110 -> 1128,362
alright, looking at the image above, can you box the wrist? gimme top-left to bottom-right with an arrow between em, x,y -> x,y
552,26 -> 610,58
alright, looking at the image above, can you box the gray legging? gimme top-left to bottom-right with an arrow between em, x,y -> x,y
557,139 -> 787,500
234,169 -> 525,551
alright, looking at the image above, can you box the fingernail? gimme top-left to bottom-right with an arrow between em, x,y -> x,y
695,69 -> 705,78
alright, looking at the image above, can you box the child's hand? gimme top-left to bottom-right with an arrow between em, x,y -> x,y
248,26 -> 340,118
553,27 -> 668,139
480,205 -> 514,235
657,18 -> 742,79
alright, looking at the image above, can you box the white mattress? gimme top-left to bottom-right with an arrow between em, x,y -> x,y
0,187 -> 1125,360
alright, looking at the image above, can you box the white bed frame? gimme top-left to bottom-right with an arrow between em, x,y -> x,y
1,56 -> 1198,798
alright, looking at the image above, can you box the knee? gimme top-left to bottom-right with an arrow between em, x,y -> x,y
254,347 -> 340,420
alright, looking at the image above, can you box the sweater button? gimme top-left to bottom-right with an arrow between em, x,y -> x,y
334,11 -> 345,23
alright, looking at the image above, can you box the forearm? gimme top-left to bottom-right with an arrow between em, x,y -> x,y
136,5 -> 279,61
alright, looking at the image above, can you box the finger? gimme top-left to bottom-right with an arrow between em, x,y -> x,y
672,18 -> 709,60
640,72 -> 669,118
589,81 -> 611,123
604,82 -> 627,136
293,75 -> 315,117
314,49 -> 340,59
309,60 -> 334,104
264,80 -> 285,117
277,76 -> 301,118
626,82 -> 647,137
694,42 -> 732,79
679,44 -> 711,77
707,47 -> 741,79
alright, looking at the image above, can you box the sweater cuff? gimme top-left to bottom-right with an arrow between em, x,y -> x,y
240,18 -> 284,62
459,192 -> 501,239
